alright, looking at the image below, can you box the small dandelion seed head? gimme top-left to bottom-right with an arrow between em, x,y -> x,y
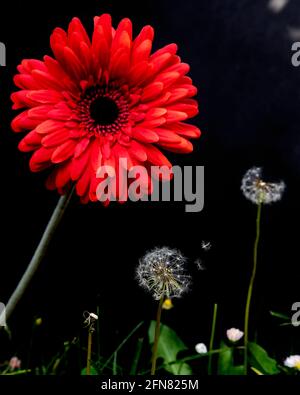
136,247 -> 191,300
241,167 -> 285,205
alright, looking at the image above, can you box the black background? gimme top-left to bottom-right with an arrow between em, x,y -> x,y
0,0 -> 299,372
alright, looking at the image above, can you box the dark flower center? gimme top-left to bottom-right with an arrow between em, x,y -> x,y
89,96 -> 120,126
78,85 -> 129,136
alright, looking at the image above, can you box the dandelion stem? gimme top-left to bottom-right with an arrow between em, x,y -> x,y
86,328 -> 93,375
151,297 -> 164,375
1,187 -> 74,322
244,202 -> 262,374
96,304 -> 101,361
208,303 -> 218,375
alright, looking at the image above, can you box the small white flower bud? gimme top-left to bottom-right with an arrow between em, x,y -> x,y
195,343 -> 207,354
284,355 -> 300,370
226,328 -> 244,342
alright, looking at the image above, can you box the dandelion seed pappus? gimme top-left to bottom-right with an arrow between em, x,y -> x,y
201,240 -> 211,251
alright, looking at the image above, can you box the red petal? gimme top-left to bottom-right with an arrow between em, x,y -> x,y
36,119 -> 64,134
41,128 -> 70,147
29,147 -> 54,172
168,123 -> 201,138
145,107 -> 167,120
132,127 -> 159,143
90,140 -> 103,172
74,137 -> 90,158
27,90 -> 63,104
132,39 -> 152,64
154,71 -> 180,88
166,88 -> 190,105
143,144 -> 172,167
138,117 -> 166,128
28,105 -> 52,119
158,137 -> 193,153
129,140 -> 148,162
68,17 -> 91,47
44,56 -> 78,93
150,43 -> 177,60
71,143 -> 91,180
14,74 -> 39,90
51,140 -> 77,163
18,130 -> 42,152
155,129 -> 182,144
113,144 -> 134,170
166,62 -> 190,77
11,91 -> 38,109
165,110 -> 188,123
128,61 -> 153,86
31,70 -> 63,90
133,25 -> 154,48
55,161 -> 72,188
12,111 -> 40,132
76,166 -> 91,197
141,82 -> 164,102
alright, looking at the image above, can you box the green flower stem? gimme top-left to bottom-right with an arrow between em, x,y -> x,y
86,328 -> 93,375
1,188 -> 74,322
208,303 -> 218,375
244,202 -> 262,374
151,297 -> 164,375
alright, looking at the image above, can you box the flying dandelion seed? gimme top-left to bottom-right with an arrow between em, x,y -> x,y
241,167 -> 285,205
195,258 -> 206,271
136,247 -> 191,300
201,240 -> 211,251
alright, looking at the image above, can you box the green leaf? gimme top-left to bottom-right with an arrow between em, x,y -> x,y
81,366 -> 98,375
248,342 -> 279,375
148,321 -> 192,375
230,365 -> 245,375
217,341 -> 242,375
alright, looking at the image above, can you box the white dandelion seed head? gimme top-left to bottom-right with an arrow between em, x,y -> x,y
195,343 -> 207,354
284,355 -> 300,370
226,328 -> 244,342
241,167 -> 285,205
136,247 -> 191,300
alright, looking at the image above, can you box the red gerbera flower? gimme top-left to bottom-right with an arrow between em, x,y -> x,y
11,14 -> 200,203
